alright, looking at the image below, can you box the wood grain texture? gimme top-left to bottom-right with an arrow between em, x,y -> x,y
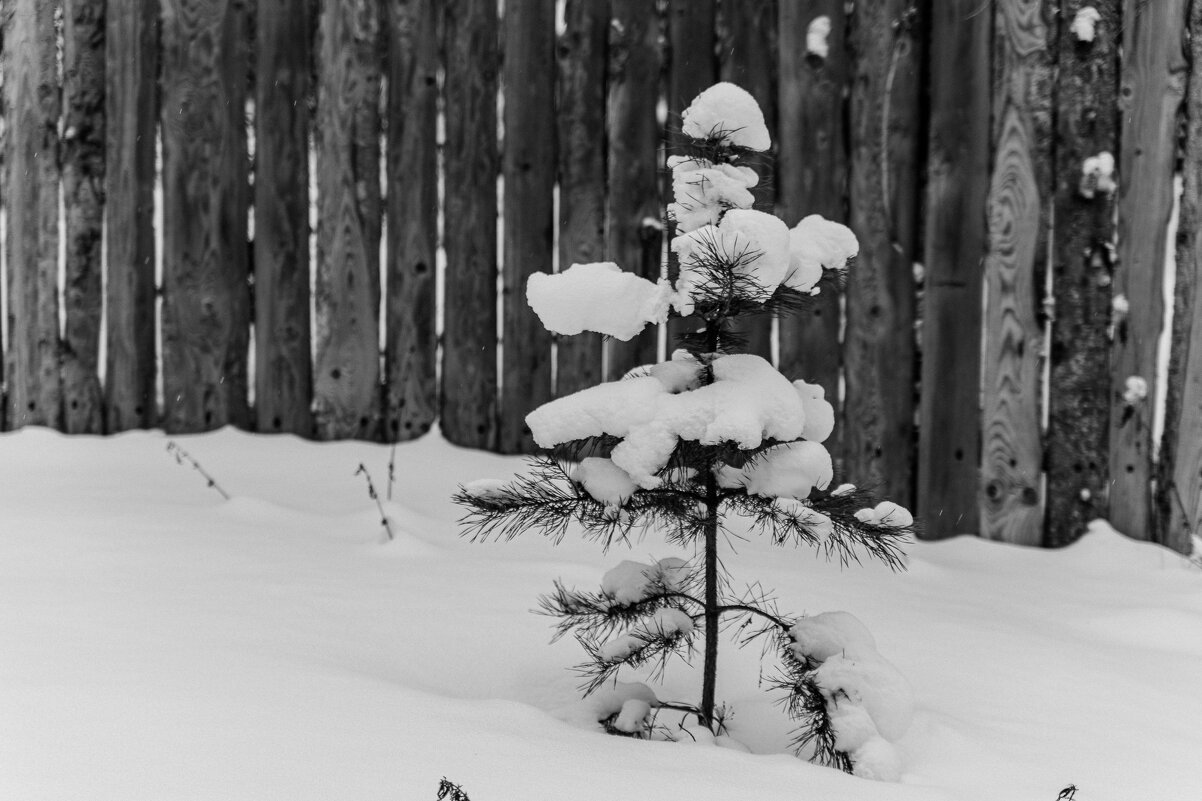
160,0 -> 251,433
554,0 -> 607,397
499,0 -> 555,454
776,0 -> 846,426
442,0 -> 499,448
605,0 -> 662,380
918,0 -> 991,538
255,0 -> 313,436
61,0 -> 105,434
1045,0 -> 1119,546
104,0 -> 157,432
1111,0 -> 1188,539
383,0 -> 438,442
1157,0 -> 1202,554
314,0 -> 382,441
719,0 -> 774,360
663,0 -> 716,353
3,0 -> 62,430
980,0 -> 1053,545
843,1 -> 922,506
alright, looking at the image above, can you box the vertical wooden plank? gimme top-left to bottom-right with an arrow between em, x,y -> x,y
605,0 -> 661,380
1110,0 -> 1188,539
61,0 -> 105,433
555,0 -> 608,397
979,1 -> 1053,545
843,1 -> 921,505
442,0 -> 498,448
3,0 -> 61,430
384,0 -> 438,441
160,0 -> 250,433
1156,0 -> 1202,555
255,0 -> 313,435
104,0 -> 157,432
314,0 -> 382,441
1045,0 -> 1119,546
499,0 -> 555,453
777,0 -> 845,397
0,0 -> 5,430
719,0 -> 774,360
919,1 -> 991,538
664,0 -> 715,352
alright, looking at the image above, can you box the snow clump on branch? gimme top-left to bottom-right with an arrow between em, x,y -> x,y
526,261 -> 674,340
681,82 -> 771,151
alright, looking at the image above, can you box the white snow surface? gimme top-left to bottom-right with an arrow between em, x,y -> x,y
787,214 -> 860,293
2,427 -> 1201,800
526,261 -> 673,341
571,457 -> 639,512
720,440 -> 834,500
528,353 -> 808,487
667,155 -> 759,233
681,82 -> 772,151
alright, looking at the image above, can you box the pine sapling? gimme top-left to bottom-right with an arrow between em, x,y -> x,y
456,83 -> 916,779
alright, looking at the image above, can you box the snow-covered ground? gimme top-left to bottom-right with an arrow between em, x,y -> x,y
1,427 -> 1199,801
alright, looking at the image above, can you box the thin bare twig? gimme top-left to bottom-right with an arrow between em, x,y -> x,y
356,463 -> 395,541
166,441 -> 230,500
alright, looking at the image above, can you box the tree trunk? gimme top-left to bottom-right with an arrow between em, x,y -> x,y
555,0 -> 608,397
384,0 -> 439,441
104,0 -> 157,432
61,0 -> 105,434
1046,0 -> 1119,546
499,0 -> 555,454
4,0 -> 62,430
160,0 -> 251,432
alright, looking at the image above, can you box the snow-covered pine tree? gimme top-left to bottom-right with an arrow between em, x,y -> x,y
456,83 -> 916,779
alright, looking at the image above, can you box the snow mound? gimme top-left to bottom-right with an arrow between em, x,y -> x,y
526,262 -> 673,341
786,215 -> 859,293
681,82 -> 771,151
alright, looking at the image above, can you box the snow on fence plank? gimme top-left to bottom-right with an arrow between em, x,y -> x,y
254,0 -> 313,437
918,3 -> 990,539
499,0 -> 555,454
776,0 -> 846,431
61,0 -> 105,435
719,0 -> 775,361
3,0 -> 62,430
605,0 -> 661,381
1110,0 -> 1188,539
843,1 -> 922,509
384,0 -> 439,444
980,1 -> 1053,546
442,0 -> 499,449
1158,1 -> 1202,555
1046,0 -> 1120,546
102,0 -> 157,433
554,0 -> 608,398
160,0 -> 251,433
314,0 -> 382,441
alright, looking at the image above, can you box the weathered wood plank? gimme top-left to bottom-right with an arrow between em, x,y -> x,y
1111,0 -> 1188,538
314,0 -> 382,441
664,0 -> 716,353
61,0 -> 105,434
442,0 -> 499,448
383,0 -> 438,442
605,0 -> 662,380
843,1 -> 922,505
1157,0 -> 1202,554
980,0 -> 1054,546
777,0 -> 846,419
554,0 -> 607,397
104,0 -> 157,432
1045,0 -> 1119,546
719,0 -> 774,360
3,0 -> 62,430
918,1 -> 991,538
255,0 -> 312,436
499,0 -> 555,454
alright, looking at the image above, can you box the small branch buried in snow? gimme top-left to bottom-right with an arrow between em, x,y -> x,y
356,463 -> 395,541
807,15 -> 832,59
387,443 -> 397,501
166,441 -> 231,500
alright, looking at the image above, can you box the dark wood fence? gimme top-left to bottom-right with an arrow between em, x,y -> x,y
1,0 -> 1199,554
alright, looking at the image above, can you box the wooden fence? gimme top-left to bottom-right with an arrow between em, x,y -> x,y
0,0 -> 1199,554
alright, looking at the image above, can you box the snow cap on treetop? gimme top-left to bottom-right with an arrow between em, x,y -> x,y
682,82 -> 772,151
